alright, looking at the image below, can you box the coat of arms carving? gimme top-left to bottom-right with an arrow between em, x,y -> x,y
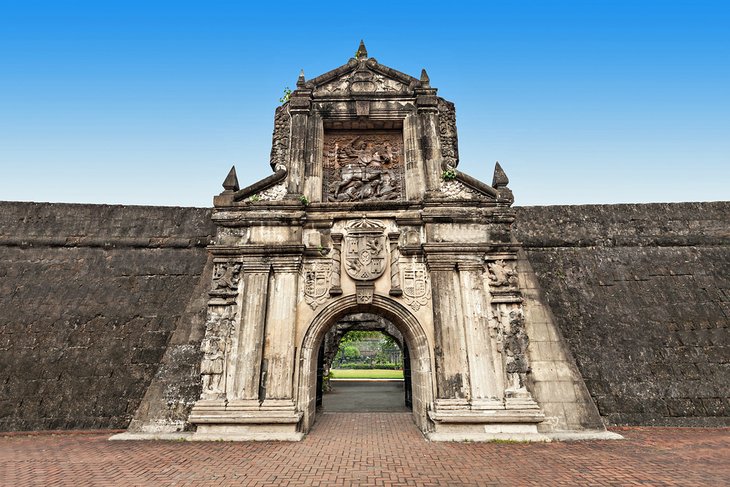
302,261 -> 331,309
344,219 -> 387,281
402,263 -> 431,311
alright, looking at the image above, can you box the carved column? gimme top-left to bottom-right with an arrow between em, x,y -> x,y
329,233 -> 343,295
229,260 -> 271,403
260,255 -> 302,407
457,260 -> 501,408
388,232 -> 402,296
486,255 -> 540,410
425,252 -> 471,404
200,259 -> 243,401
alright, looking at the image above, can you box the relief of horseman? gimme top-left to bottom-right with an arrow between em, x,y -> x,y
330,136 -> 400,201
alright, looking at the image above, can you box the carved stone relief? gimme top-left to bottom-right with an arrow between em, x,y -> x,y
209,261 -> 242,305
269,105 -> 291,171
200,305 -> 237,400
504,307 -> 530,392
302,261 -> 331,310
487,259 -> 518,289
254,182 -> 287,201
401,263 -> 431,311
439,179 -> 482,200
438,98 -> 459,168
314,68 -> 409,97
323,130 -> 404,202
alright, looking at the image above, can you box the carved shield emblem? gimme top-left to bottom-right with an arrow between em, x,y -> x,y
402,263 -> 431,311
344,219 -> 387,281
303,262 -> 331,309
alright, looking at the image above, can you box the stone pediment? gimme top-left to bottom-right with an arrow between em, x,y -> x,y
306,50 -> 418,98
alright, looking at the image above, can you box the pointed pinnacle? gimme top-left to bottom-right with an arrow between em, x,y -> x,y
297,69 -> 306,88
492,162 -> 509,188
223,165 -> 240,192
420,69 -> 431,87
356,40 -> 368,59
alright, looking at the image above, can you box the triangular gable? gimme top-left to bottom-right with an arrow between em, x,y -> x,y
306,58 -> 419,97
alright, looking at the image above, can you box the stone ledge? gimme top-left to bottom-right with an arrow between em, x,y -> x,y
545,430 -> 624,441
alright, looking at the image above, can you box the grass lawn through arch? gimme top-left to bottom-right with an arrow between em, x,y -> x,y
330,369 -> 404,379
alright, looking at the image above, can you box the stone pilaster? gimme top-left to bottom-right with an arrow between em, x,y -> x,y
303,111 -> 323,202
286,87 -> 312,195
388,232 -> 402,296
329,233 -> 343,296
425,251 -> 470,403
415,78 -> 442,192
230,260 -> 270,402
457,260 -> 501,407
403,113 -> 426,200
260,256 -> 302,406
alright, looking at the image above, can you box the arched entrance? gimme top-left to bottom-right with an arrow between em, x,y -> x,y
316,313 -> 409,410
297,295 -> 434,434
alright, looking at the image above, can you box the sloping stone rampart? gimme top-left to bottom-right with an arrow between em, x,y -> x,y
0,202 -> 214,430
514,202 -> 730,426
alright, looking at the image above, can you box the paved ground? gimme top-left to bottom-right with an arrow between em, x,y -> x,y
1,413 -> 728,486
323,380 -> 409,412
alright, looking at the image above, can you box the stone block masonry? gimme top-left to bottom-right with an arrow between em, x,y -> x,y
0,202 -> 215,430
514,202 -> 730,426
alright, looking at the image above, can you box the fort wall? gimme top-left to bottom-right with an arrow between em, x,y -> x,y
514,202 -> 730,426
1,201 -> 727,430
0,202 -> 214,430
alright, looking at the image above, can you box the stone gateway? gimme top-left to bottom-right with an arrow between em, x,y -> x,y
121,42 -> 617,441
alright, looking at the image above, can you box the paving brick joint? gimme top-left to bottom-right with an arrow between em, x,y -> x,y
1,413 -> 728,486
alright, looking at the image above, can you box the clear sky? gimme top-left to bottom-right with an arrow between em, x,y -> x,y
1,1 -> 728,207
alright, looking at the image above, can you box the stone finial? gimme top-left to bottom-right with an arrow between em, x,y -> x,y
223,166 -> 240,192
420,69 -> 431,88
356,40 -> 368,59
492,162 -> 509,189
297,69 -> 306,88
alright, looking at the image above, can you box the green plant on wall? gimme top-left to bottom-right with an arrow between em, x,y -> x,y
441,169 -> 457,181
299,195 -> 309,206
279,87 -> 292,104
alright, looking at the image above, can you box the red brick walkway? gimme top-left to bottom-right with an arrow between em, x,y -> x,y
1,413 -> 728,486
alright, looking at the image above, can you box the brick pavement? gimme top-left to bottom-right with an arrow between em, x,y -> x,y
1,412 -> 728,486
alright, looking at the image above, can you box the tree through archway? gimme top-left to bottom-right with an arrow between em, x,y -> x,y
319,318 -> 410,412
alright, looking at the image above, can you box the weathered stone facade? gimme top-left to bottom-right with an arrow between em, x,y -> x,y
156,43 -> 605,442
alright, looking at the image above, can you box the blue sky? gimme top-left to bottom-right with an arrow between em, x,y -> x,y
1,1 -> 728,207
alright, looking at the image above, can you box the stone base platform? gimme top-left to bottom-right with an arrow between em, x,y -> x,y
427,398 -> 550,442
185,399 -> 304,441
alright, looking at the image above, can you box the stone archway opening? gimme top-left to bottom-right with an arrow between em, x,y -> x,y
318,313 -> 411,413
297,295 -> 433,435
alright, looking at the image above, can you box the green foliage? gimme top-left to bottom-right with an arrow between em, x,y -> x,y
330,368 -> 404,379
441,169 -> 457,181
299,195 -> 309,206
335,362 -> 401,370
339,330 -> 381,344
279,86 -> 292,104
247,194 -> 260,202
